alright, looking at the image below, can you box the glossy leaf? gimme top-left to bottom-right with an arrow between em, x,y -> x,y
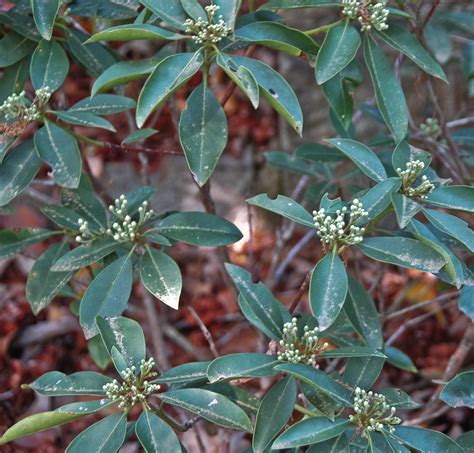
158,389 -> 253,432
181,0 -> 206,21
247,193 -> 314,227
0,32 -> 36,67
261,0 -> 340,9
214,0 -> 241,28
321,73 -> 354,130
272,417 -> 350,449
66,413 -> 127,453
385,346 -> 417,373
69,94 -> 136,115
88,24 -> 185,42
157,211 -> 242,246
122,128 -> 158,145
207,353 -> 279,383
153,361 -> 210,386
364,36 -> 408,143
55,399 -> 113,415
317,347 -> 385,359
0,140 -> 41,206
393,426 -> 463,453
377,24 -> 447,82
34,121 -> 82,188
179,83 -> 228,185
316,22 -> 360,84
26,242 -> 73,314
53,111 -> 116,132
343,356 -> 385,391
440,371 -> 474,409
139,246 -> 182,309
79,255 -> 133,338
358,178 -> 402,224
231,55 -> 303,135
425,186 -> 474,213
295,142 -> 345,162
380,388 -> 420,409
41,205 -> 85,231
358,237 -> 446,273
136,52 -> 203,127
253,376 -> 297,453
392,140 -> 432,171
140,0 -> 188,29
31,0 -> 60,40
459,285 -> 474,320
0,228 -> 56,259
52,238 -> 122,271
135,410 -> 181,453
391,193 -> 422,229
30,39 -> 69,91
226,264 -> 288,340
326,138 -> 387,182
309,250 -> 348,331
96,316 -> 146,372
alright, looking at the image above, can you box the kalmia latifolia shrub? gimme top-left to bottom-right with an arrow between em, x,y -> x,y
0,0 -> 472,451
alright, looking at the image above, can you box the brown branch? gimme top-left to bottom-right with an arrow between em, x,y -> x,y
288,271 -> 311,314
188,306 -> 219,358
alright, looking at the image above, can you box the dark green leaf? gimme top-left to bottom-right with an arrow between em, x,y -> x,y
385,346 -> 417,373
0,140 -> 41,206
214,0 -> 241,29
69,94 -> 136,115
41,205 -> 84,231
0,228 -> 56,259
253,376 -> 297,453
393,426 -> 463,453
264,151 -> 325,177
392,140 -> 432,171
79,255 -> 133,338
0,57 -> 30,104
391,193 -> 422,229
140,0 -> 188,29
31,0 -> 60,40
380,388 -> 420,409
364,36 -> 408,143
181,0 -> 206,21
122,128 -> 158,145
260,0 -> 340,10
317,347 -> 385,359
56,399 -> 113,414
358,178 -> 402,224
321,73 -> 354,130
342,356 -> 385,390
425,186 -> 474,213
0,32 -> 36,67
179,83 -> 228,185
316,22 -> 360,84
135,410 -> 181,453
459,286 -> 474,321
88,24 -> 185,42
34,121 -> 82,188
53,111 -> 116,132
139,246 -> 182,309
295,143 -> 345,162
30,39 -> 69,91
440,371 -> 474,409
0,10 -> 42,42
310,250 -> 348,331
153,361 -> 210,386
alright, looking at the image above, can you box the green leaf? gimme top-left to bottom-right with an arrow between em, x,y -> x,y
306,433 -> 349,452
385,346 -> 417,373
316,22 -> 360,84
326,138 -> 387,182
0,140 -> 41,206
393,426 -> 463,453
79,255 -> 134,338
53,111 -> 116,131
181,0 -> 206,21
179,83 -> 228,185
343,356 -> 385,391
136,410 -> 181,453
236,21 -> 318,57
217,53 -> 259,109
247,193 -> 314,227
459,286 -> 474,321
309,250 -> 348,331
34,121 -> 82,188
364,36 -> 408,143
96,316 -> 146,372
253,376 -> 297,453
92,57 -> 160,95
295,143 -> 345,162
122,128 -> 158,145
260,0 -> 339,10
380,388 -> 420,409
140,0 -> 188,29
136,51 -> 203,127
69,94 -> 136,115
391,193 -> 422,229
139,246 -> 182,309
265,151 -> 323,177
52,238 -> 122,271
0,228 -> 56,259
276,363 -> 352,406
376,24 -> 447,82
30,39 -> 69,92
0,411 -> 84,446
31,0 -> 60,40
66,413 -> 127,453
231,55 -> 303,135
65,28 -> 116,78
358,178 -> 402,224
157,211 -> 242,246
28,371 -> 111,396
272,417 -> 350,449
0,57 -> 30,104
424,208 -> 474,252
226,263 -> 289,340
55,399 -> 113,415
142,229 -> 172,247
207,353 -> 279,383
0,32 -> 36,68
214,0 -> 241,29
321,73 -> 354,130
358,237 -> 446,273
317,347 -> 385,359
153,361 -> 210,386
344,277 -> 382,349
440,371 -> 474,409
158,389 -> 253,432
392,140 -> 432,171
41,205 -> 84,231
425,186 -> 474,213
26,242 -> 73,314
0,11 -> 42,42
88,335 -> 111,370
88,24 -> 185,42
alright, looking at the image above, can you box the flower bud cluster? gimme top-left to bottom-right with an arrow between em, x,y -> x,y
106,194 -> 154,242
396,160 -> 435,199
184,5 -> 231,45
313,199 -> 368,250
349,387 -> 401,437
103,358 -> 160,409
342,0 -> 389,32
75,218 -> 105,243
420,117 -> 441,139
0,88 -> 51,122
277,318 -> 328,367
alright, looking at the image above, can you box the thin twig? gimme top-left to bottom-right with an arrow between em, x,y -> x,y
288,271 -> 311,314
188,306 -> 219,358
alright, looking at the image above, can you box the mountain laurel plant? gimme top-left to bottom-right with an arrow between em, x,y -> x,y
0,0 -> 472,452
